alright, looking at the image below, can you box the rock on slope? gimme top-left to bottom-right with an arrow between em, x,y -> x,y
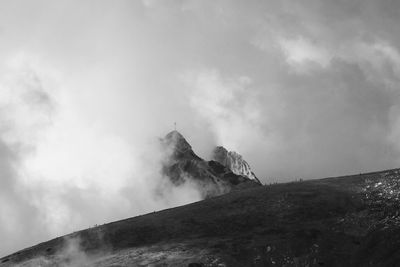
160,131 -> 261,198
212,146 -> 261,184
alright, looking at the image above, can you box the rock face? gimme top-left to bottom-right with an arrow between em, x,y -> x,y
212,146 -> 261,184
162,131 -> 201,161
160,131 -> 260,198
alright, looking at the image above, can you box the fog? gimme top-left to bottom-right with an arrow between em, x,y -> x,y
1,0 -> 400,256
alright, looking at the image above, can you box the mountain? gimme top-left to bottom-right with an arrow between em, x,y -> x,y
161,130 -> 201,162
160,131 -> 261,198
3,168 -> 400,266
212,146 -> 261,184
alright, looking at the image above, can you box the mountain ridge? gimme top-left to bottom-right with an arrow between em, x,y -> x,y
160,130 -> 261,198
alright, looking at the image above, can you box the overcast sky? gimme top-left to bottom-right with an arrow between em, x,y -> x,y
1,0 -> 400,256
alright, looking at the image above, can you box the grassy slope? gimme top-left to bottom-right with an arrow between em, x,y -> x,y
2,168 -> 400,266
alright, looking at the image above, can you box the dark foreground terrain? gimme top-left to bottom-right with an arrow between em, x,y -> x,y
2,168 -> 400,266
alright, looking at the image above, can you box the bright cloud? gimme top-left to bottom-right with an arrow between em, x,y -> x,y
278,36 -> 332,71
182,69 -> 265,153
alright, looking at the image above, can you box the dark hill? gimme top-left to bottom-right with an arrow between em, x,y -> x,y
2,168 -> 400,266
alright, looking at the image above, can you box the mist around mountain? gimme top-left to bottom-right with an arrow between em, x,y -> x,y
160,130 -> 261,198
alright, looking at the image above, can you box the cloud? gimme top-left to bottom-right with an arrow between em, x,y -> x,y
278,36 -> 332,72
345,40 -> 400,86
16,235 -> 106,267
182,54 -> 400,182
0,56 -> 52,255
182,69 -> 265,153
0,53 -> 203,256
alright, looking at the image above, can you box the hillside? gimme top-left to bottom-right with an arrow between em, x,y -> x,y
2,168 -> 400,266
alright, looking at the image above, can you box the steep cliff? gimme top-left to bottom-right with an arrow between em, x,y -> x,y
160,131 -> 260,198
212,146 -> 261,184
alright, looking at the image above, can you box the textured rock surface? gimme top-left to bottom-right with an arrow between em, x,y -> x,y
212,146 -> 261,184
160,131 -> 260,198
161,130 -> 200,161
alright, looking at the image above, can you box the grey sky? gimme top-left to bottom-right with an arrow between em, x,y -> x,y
1,0 -> 400,256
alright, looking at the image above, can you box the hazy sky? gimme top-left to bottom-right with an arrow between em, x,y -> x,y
1,0 -> 400,256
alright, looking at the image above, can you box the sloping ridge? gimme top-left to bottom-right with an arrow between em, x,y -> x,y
3,168 -> 400,266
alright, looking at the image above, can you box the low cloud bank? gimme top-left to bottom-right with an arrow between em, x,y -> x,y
0,55 -> 202,257
16,236 -> 103,267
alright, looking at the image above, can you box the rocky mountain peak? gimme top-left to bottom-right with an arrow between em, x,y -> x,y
212,146 -> 261,184
160,131 -> 261,198
164,130 -> 191,150
161,130 -> 200,161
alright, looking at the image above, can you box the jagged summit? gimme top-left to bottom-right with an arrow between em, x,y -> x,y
162,130 -> 201,161
161,131 -> 261,198
163,130 -> 190,150
164,130 -> 187,144
212,146 -> 261,184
